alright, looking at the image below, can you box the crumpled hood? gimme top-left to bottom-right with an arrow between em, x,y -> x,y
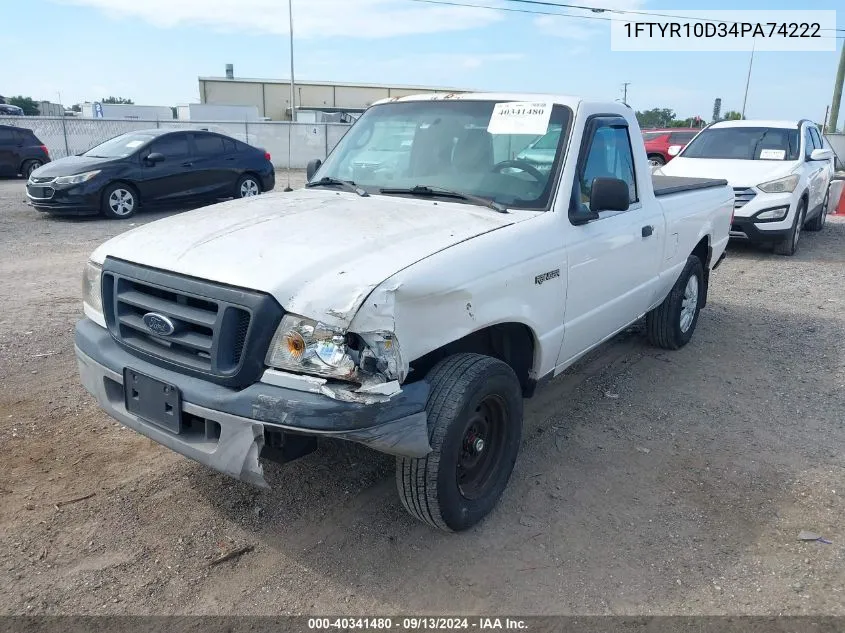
661,157 -> 798,188
92,188 -> 522,327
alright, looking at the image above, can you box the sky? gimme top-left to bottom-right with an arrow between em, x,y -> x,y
1,0 -> 843,125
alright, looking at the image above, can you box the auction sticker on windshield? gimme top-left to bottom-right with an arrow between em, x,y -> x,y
759,149 -> 786,160
487,102 -> 552,135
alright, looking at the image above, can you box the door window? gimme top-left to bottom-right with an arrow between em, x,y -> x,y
668,131 -> 696,145
0,128 -> 17,144
809,127 -> 823,151
148,134 -> 190,160
193,134 -> 225,157
578,123 -> 638,212
803,127 -> 815,160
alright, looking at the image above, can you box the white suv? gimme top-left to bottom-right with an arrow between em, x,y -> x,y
659,119 -> 835,255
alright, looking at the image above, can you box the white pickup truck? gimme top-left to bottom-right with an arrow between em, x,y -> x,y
76,93 -> 733,531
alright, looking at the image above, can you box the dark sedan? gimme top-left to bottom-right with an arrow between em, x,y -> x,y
26,129 -> 275,219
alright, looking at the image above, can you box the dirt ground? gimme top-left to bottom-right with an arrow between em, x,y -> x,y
1,175 -> 844,616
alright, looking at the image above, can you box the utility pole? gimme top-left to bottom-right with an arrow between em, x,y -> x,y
741,40 -> 755,120
621,82 -> 631,106
829,42 -> 845,133
285,0 -> 295,192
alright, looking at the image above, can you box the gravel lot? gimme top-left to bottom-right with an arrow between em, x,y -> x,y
1,175 -> 844,616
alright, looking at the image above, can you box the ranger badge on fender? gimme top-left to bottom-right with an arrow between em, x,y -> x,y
535,269 -> 560,285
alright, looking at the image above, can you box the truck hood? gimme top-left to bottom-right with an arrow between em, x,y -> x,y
92,189 -> 523,328
660,157 -> 797,188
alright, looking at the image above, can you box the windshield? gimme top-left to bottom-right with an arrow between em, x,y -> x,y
314,100 -> 572,210
84,132 -> 155,158
681,127 -> 799,161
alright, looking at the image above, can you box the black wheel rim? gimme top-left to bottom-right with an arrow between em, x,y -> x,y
457,394 -> 509,500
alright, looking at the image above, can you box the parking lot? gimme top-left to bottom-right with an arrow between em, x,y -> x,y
1,175 -> 844,615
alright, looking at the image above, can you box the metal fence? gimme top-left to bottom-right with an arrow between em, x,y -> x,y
0,116 -> 353,168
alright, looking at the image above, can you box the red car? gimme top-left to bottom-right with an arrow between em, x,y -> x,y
642,128 -> 701,167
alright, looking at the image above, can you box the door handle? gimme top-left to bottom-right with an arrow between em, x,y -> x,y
642,225 -> 654,238
182,161 -> 193,167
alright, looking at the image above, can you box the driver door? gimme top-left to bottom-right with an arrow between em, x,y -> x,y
556,116 -> 664,369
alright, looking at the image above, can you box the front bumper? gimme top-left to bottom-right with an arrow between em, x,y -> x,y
27,181 -> 101,215
731,191 -> 795,243
75,318 -> 431,487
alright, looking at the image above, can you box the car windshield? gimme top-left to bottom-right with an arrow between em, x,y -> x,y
84,132 -> 155,158
314,100 -> 572,210
681,126 -> 800,161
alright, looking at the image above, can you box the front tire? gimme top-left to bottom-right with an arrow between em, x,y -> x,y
101,183 -> 137,219
236,174 -> 261,198
774,200 -> 806,256
396,354 -> 523,532
648,155 -> 666,167
646,255 -> 704,350
805,192 -> 828,232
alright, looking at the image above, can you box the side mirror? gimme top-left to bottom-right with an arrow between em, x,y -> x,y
809,148 -> 833,162
146,152 -> 165,165
590,177 -> 630,213
667,144 -> 682,157
306,158 -> 322,181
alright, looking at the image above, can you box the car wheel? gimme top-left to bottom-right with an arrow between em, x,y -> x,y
101,183 -> 137,219
646,255 -> 705,350
774,200 -> 806,256
236,175 -> 261,198
648,155 -> 666,167
22,160 -> 42,179
396,353 -> 523,532
805,191 -> 828,232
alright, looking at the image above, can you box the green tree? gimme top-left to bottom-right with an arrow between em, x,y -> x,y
7,96 -> 39,115
101,96 -> 134,104
635,108 -> 676,129
71,103 -> 82,112
723,110 -> 742,120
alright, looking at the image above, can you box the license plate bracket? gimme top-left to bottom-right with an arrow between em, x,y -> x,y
123,368 -> 182,433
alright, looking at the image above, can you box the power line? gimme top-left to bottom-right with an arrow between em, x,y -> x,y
406,0 -> 845,38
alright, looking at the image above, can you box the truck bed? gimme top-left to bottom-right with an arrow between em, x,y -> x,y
652,175 -> 729,197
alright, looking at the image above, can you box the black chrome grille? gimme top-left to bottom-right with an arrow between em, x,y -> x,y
102,258 -> 284,388
29,176 -> 55,184
733,187 -> 756,209
26,185 -> 54,199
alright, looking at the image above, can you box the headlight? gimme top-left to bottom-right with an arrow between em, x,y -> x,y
265,315 -> 356,380
757,174 -> 799,194
82,260 -> 103,313
265,314 -> 405,383
55,170 -> 101,185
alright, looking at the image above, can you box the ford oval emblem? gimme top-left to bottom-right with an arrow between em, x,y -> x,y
142,312 -> 176,336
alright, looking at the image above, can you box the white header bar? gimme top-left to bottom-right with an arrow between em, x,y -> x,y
611,11 -> 837,52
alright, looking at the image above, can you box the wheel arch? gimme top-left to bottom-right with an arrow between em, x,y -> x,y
407,322 -> 539,398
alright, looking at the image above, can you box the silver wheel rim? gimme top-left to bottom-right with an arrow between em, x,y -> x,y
680,274 -> 699,333
793,207 -> 803,248
648,159 -> 662,168
240,179 -> 259,197
108,188 -> 134,216
27,162 -> 41,177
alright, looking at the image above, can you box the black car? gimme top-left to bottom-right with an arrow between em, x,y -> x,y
0,125 -> 51,178
26,129 -> 275,219
0,104 -> 25,116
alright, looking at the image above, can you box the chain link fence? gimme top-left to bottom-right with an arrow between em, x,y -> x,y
0,116 -> 353,168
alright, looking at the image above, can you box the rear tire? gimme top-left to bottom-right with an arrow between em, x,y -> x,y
774,200 -> 806,256
396,354 -> 523,532
646,255 -> 704,350
805,192 -> 828,232
236,174 -> 261,198
101,183 -> 137,219
22,160 -> 42,179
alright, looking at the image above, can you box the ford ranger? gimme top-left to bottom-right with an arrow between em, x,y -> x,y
75,93 -> 733,531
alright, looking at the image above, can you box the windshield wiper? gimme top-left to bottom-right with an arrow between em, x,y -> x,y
379,185 -> 507,213
306,176 -> 368,197
750,130 -> 771,160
